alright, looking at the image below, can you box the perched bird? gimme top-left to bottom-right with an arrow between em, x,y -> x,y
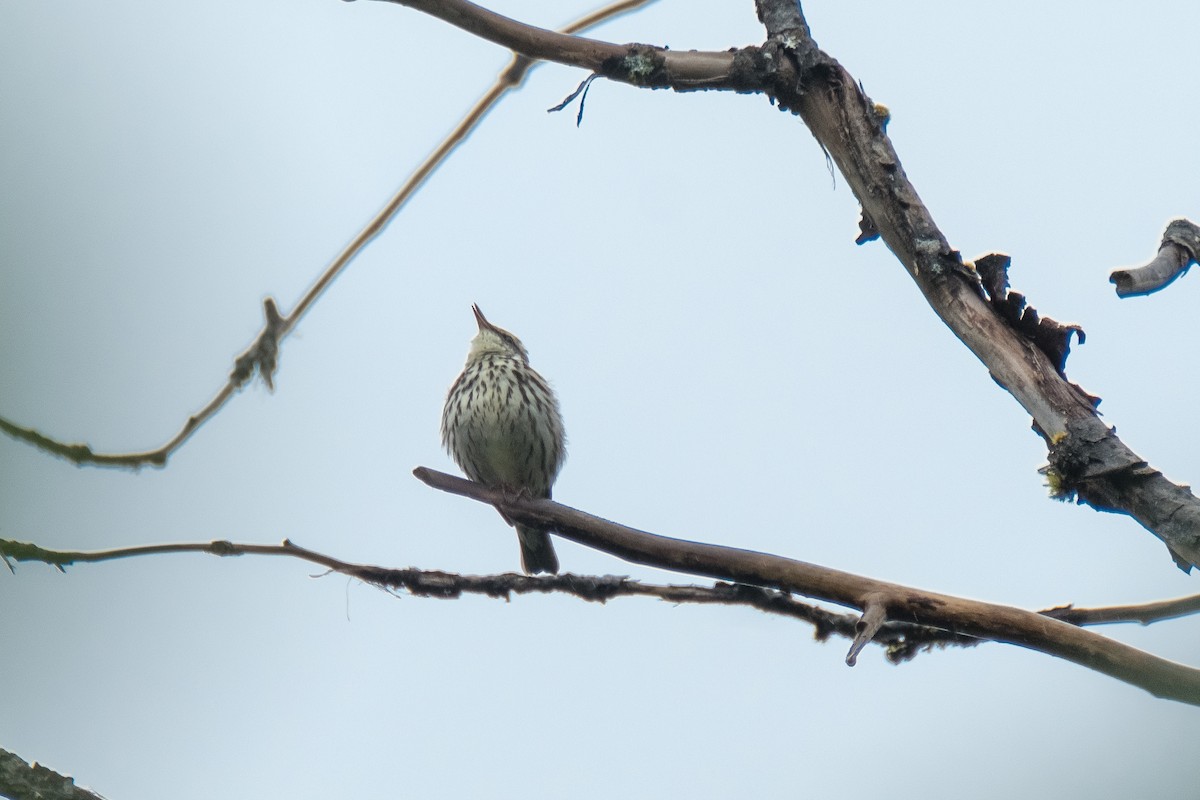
441,304 -> 566,574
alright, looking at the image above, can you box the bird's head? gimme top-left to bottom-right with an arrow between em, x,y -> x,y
468,304 -> 530,363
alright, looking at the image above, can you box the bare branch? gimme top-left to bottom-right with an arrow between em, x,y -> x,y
373,0 -> 1200,571
374,0 -> 737,86
1042,594 -> 1200,626
414,466 -> 1200,704
0,536 -> 975,662
374,0 -> 624,70
8,474 -> 1200,700
0,0 -> 660,470
0,747 -> 105,800
0,299 -> 279,468
1110,218 -> 1199,297
6,525 -> 1195,693
747,3 -> 1200,571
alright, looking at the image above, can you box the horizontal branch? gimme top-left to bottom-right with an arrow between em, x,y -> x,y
7,477 -> 1199,696
414,466 -> 1200,705
0,536 -> 977,663
374,0 -> 736,86
1042,593 -> 1200,626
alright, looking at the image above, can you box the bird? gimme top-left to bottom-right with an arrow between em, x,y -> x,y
441,304 -> 566,574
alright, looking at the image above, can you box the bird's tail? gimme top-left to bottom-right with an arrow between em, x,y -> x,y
516,524 -> 559,575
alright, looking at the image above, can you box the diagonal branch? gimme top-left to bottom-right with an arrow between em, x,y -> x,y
372,0 -> 1200,571
414,466 -> 1200,705
0,0 -> 659,470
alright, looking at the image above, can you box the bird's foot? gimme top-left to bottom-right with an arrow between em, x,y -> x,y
494,484 -> 534,526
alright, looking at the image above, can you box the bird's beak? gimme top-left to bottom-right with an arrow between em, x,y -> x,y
472,304 -> 490,331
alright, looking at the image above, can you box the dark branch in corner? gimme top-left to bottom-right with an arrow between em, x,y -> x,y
0,747 -> 105,800
412,466 -> 1200,705
1110,218 -> 1199,297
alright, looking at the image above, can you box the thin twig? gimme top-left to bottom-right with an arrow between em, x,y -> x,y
0,0 -> 659,469
1042,594 -> 1200,626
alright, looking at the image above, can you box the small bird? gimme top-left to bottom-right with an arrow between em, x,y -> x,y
441,304 -> 566,574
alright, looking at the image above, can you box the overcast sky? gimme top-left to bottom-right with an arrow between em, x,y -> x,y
3,2 -> 1199,798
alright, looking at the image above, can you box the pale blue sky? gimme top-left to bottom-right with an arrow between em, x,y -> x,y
2,2 -> 1199,798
